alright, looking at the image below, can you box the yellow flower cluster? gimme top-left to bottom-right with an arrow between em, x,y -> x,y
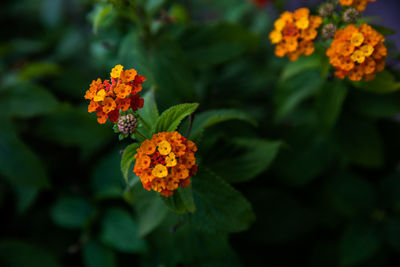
326,24 -> 387,81
339,0 -> 376,12
133,131 -> 198,197
269,8 -> 322,61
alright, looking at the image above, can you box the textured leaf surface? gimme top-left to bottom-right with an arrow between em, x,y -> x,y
120,143 -> 140,183
190,109 -> 257,141
154,103 -> 199,133
208,138 -> 281,183
188,168 -> 255,233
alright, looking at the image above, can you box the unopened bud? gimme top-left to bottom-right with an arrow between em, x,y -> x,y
318,3 -> 335,17
322,23 -> 337,39
343,7 -> 361,23
117,114 -> 137,135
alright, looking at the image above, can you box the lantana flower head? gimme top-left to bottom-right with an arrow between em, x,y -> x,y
339,0 -> 376,12
269,8 -> 322,61
326,24 -> 387,81
84,65 -> 145,124
134,131 -> 198,197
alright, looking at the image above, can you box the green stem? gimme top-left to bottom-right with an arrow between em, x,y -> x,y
135,129 -> 148,140
186,113 -> 195,138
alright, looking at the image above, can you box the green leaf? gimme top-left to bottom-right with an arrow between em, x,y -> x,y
380,173 -> 400,210
0,240 -> 62,267
371,24 -> 396,36
351,90 -> 400,118
384,217 -> 400,252
188,167 -> 255,233
151,40 -> 195,101
190,109 -> 257,141
145,0 -> 166,15
273,137 -> 334,186
161,185 -> 196,214
18,62 -> 60,80
83,240 -> 117,267
179,23 -> 259,68
208,138 -> 281,183
340,224 -> 382,267
50,197 -> 94,229
247,189 -> 317,245
0,124 -> 49,189
14,186 -> 38,214
154,103 -> 199,133
120,143 -> 140,184
100,208 -> 147,253
326,172 -> 376,217
317,80 -> 348,132
137,90 -> 159,130
92,148 -> 124,200
280,54 -> 320,82
275,70 -> 324,120
40,0 -> 63,28
334,116 -> 383,167
136,191 -> 168,237
118,31 -> 151,78
0,82 -> 58,118
353,70 -> 400,94
91,4 -> 113,34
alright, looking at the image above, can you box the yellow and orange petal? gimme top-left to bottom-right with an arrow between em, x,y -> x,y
133,131 -> 198,197
110,64 -> 123,78
84,64 -> 146,124
269,8 -> 321,61
327,23 -> 386,81
339,0 -> 376,12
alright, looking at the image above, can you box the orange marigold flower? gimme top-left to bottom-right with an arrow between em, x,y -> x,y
269,8 -> 322,61
133,131 -> 198,197
339,0 -> 376,12
327,24 -> 386,81
84,65 -> 145,124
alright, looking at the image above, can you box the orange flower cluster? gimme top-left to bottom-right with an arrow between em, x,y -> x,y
269,8 -> 322,61
339,0 -> 376,12
84,65 -> 145,124
326,24 -> 387,81
134,131 -> 198,197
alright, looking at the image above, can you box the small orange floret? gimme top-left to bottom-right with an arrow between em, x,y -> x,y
326,24 -> 386,81
83,65 -> 145,124
339,0 -> 376,12
269,8 -> 322,61
133,131 -> 198,197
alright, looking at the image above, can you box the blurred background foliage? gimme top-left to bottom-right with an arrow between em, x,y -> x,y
1,0 -> 400,266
